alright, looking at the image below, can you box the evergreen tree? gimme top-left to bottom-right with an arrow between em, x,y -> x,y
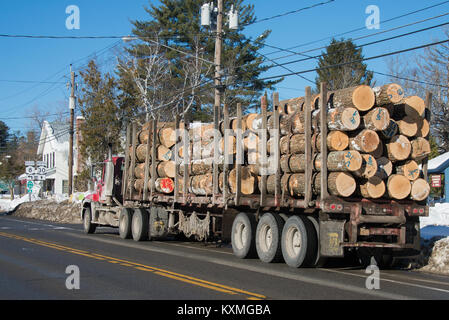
129,0 -> 278,120
78,60 -> 122,164
315,38 -> 373,92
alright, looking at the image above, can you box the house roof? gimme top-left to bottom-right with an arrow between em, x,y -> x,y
36,120 -> 71,155
428,152 -> 449,174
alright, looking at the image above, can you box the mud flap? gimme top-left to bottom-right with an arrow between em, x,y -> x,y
149,206 -> 169,238
320,220 -> 345,257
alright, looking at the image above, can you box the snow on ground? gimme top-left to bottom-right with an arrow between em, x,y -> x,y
420,202 -> 449,228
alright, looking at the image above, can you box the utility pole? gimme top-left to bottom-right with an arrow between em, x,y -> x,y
214,0 -> 224,116
68,65 -> 76,195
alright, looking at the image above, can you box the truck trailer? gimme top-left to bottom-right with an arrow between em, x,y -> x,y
81,83 -> 430,268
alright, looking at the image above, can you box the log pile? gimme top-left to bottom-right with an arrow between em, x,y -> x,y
130,83 -> 430,202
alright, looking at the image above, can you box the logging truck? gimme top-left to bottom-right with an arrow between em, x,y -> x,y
81,83 -> 431,267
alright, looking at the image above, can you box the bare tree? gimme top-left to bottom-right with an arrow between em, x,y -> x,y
386,28 -> 449,152
117,36 -> 213,122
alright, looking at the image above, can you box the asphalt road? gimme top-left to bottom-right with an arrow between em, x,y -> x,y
1,214 -> 449,301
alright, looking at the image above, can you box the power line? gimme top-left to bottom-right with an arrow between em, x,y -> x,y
252,39 -> 449,83
268,11 -> 449,62
263,0 -> 449,56
267,19 -> 449,70
373,71 -> 449,89
244,0 -> 335,26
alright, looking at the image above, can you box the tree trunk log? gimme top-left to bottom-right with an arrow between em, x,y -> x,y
395,160 -> 420,181
373,83 -> 404,106
353,154 -> 378,178
349,129 -> 380,153
385,135 -> 411,161
157,161 -> 176,178
387,174 -> 411,200
358,176 -> 386,199
410,178 -> 430,201
331,85 -> 375,111
396,116 -> 418,137
363,107 -> 390,131
410,137 -> 431,160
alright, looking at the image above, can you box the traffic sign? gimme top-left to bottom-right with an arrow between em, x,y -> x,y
26,166 -> 35,174
27,180 -> 34,193
36,166 -> 46,175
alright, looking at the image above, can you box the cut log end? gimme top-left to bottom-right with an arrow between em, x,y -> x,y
410,178 -> 430,201
387,174 -> 411,200
359,176 -> 386,199
386,135 -> 411,161
352,85 -> 376,111
328,172 -> 356,197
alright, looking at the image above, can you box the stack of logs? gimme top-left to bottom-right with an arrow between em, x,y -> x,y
132,83 -> 431,202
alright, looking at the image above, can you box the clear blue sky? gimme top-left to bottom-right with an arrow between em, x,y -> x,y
0,0 -> 447,133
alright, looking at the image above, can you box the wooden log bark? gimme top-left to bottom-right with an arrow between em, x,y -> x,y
349,129 -> 380,153
386,135 -> 411,161
228,167 -> 258,195
136,144 -> 172,163
280,150 -> 362,173
134,177 -> 174,194
359,176 -> 386,199
387,174 -> 411,200
138,126 -> 176,148
280,134 -> 306,154
410,178 -> 430,201
134,163 -> 147,180
189,174 -> 213,195
396,160 -> 420,181
353,154 -> 378,179
373,83 -> 405,106
363,107 -> 390,131
331,85 -> 375,111
410,137 -> 431,160
156,161 -> 176,178
375,157 -> 393,180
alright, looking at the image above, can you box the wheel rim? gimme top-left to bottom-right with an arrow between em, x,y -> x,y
258,223 -> 272,253
285,225 -> 302,258
132,215 -> 140,236
119,215 -> 126,233
84,212 -> 90,229
234,222 -> 247,250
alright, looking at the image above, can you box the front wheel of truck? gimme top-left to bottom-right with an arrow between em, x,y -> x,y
83,207 -> 97,234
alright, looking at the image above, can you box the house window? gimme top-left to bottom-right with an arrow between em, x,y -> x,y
53,152 -> 55,168
62,180 -> 69,194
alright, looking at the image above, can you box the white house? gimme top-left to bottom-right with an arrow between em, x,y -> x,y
36,117 -> 84,195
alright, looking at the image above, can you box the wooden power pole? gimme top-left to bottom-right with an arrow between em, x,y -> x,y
68,65 -> 76,195
214,0 -> 223,115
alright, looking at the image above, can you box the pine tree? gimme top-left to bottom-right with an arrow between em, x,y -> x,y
315,38 -> 373,92
128,0 -> 278,120
78,60 -> 122,164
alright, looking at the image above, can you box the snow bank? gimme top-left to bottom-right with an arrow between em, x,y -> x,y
420,203 -> 449,228
0,193 -> 41,212
420,237 -> 449,275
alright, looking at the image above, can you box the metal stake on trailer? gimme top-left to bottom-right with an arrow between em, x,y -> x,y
235,103 -> 242,206
272,92 -> 281,208
304,87 -> 313,207
320,82 -> 329,202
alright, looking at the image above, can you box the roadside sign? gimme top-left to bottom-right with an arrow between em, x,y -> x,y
431,175 -> 442,188
25,161 -> 35,166
36,166 -> 46,175
27,180 -> 34,192
26,166 -> 35,174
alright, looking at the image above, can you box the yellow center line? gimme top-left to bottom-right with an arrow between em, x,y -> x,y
0,231 -> 266,300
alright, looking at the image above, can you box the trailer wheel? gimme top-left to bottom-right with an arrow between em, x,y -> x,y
256,213 -> 284,263
83,207 -> 97,234
131,208 -> 149,241
231,212 -> 257,259
281,215 -> 317,268
119,208 -> 133,239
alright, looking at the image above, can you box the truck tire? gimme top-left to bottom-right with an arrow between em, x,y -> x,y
131,208 -> 149,241
231,212 -> 257,259
119,208 -> 133,239
256,212 -> 284,263
281,215 -> 317,268
83,207 -> 97,234
306,215 -> 326,267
